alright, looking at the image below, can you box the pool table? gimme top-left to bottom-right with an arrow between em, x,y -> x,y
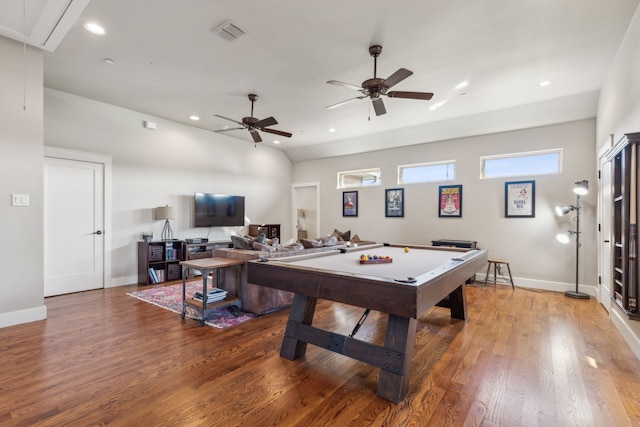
247,243 -> 487,402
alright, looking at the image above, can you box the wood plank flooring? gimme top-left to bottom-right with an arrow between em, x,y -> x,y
0,283 -> 639,426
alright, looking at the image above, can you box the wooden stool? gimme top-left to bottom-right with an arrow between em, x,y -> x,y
484,259 -> 514,289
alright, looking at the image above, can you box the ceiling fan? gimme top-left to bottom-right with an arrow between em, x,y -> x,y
214,94 -> 292,143
327,45 -> 434,116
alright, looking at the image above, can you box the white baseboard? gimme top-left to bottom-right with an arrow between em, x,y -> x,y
107,274 -> 139,288
0,305 -> 47,329
610,306 -> 640,361
476,273 -> 598,296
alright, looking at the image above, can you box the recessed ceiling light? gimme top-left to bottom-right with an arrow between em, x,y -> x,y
538,80 -> 551,87
273,140 -> 281,144
429,100 -> 447,111
104,58 -> 115,65
189,115 -> 200,121
83,22 -> 106,35
329,128 -> 336,133
454,80 -> 469,90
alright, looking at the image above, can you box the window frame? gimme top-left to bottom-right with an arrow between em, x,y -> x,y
480,148 -> 562,179
397,160 -> 456,185
337,167 -> 381,189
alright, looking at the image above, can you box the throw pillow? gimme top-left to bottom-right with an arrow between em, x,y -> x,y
351,234 -> 361,243
231,235 -> 253,250
301,239 -> 322,249
333,228 -> 351,241
253,241 -> 276,252
319,235 -> 338,247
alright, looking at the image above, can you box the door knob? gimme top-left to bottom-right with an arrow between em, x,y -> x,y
94,230 -> 103,235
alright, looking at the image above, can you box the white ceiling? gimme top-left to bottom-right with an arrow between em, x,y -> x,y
3,0 -> 639,161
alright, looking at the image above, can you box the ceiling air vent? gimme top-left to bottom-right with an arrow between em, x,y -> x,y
212,20 -> 246,41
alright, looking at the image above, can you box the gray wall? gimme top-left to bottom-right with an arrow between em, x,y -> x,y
596,6 -> 640,356
293,120 -> 597,292
0,37 -> 46,326
44,89 -> 293,287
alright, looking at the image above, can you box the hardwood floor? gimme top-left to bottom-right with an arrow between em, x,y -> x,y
1,283 -> 639,426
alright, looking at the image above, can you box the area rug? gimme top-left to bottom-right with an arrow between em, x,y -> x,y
127,281 -> 256,329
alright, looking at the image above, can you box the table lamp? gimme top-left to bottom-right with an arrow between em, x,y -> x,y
156,205 -> 176,241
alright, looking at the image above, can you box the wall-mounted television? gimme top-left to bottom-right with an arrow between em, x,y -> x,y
194,193 -> 245,227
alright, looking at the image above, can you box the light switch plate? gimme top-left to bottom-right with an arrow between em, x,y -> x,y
11,194 -> 29,207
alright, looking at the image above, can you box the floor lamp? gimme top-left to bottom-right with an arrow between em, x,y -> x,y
555,180 -> 590,299
156,205 -> 176,241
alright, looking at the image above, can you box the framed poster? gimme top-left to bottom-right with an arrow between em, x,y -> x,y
505,180 -> 535,218
438,185 -> 462,217
342,191 -> 358,217
385,188 -> 404,217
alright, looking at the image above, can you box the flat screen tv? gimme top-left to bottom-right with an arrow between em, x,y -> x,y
194,193 -> 245,227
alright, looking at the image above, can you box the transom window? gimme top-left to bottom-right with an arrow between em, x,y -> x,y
481,149 -> 561,179
398,160 -> 455,184
337,168 -> 381,189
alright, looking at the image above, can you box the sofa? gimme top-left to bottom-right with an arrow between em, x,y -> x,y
213,229 -> 375,315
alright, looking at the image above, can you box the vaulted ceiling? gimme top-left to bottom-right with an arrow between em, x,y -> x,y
2,0 -> 639,161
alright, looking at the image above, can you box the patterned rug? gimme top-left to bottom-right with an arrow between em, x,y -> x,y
127,281 -> 256,329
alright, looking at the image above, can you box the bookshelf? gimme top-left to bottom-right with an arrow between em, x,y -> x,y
138,241 -> 184,285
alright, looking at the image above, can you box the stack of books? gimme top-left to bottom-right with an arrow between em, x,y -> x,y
193,288 -> 227,303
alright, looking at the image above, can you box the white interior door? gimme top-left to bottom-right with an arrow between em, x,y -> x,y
598,146 -> 613,311
292,183 -> 320,241
44,157 -> 104,296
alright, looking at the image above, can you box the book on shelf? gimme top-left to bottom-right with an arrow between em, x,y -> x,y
148,268 -> 159,284
192,294 -> 227,303
153,268 -> 165,283
193,288 -> 227,302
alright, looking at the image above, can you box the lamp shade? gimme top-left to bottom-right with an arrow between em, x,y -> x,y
156,205 -> 176,220
573,180 -> 589,195
556,230 -> 572,243
555,205 -> 574,216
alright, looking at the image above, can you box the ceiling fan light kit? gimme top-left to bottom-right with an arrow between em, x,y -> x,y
326,45 -> 434,116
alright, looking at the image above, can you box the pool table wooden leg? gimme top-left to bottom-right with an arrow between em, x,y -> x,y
448,284 -> 468,320
281,293 -> 317,360
377,314 -> 417,402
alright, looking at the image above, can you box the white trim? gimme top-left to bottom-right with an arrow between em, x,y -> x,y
480,148 -> 562,179
0,305 -> 47,328
337,168 -> 381,189
610,306 -> 640,360
476,273 -> 598,296
596,134 -> 614,311
397,159 -> 456,184
291,182 -> 320,241
44,147 -> 114,288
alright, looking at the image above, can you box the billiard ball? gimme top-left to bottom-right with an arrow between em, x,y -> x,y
404,247 -> 410,253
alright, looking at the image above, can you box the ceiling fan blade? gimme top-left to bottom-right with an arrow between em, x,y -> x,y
327,80 -> 363,91
262,128 -> 292,138
214,127 -> 244,133
214,114 -> 245,126
249,130 -> 262,143
372,98 -> 386,116
326,96 -> 366,110
383,68 -> 413,89
387,91 -> 434,100
256,116 -> 278,128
